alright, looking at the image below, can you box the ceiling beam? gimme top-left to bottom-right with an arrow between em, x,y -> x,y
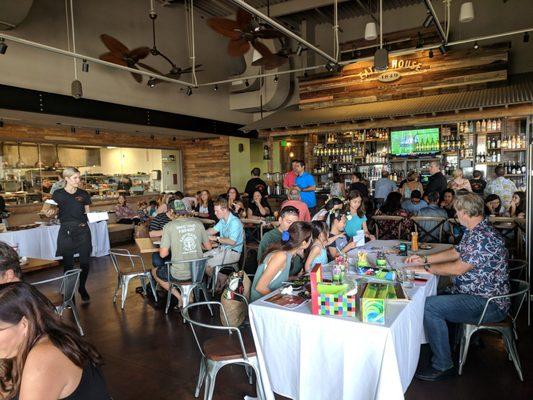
232,0 -> 351,19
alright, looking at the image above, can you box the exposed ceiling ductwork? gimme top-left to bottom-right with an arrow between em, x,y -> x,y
0,0 -> 34,30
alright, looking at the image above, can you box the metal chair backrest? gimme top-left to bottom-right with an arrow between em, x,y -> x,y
488,216 -> 517,240
372,215 -> 403,240
476,279 -> 529,326
109,249 -> 147,274
33,269 -> 81,304
165,256 -> 210,283
508,259 -> 527,280
411,216 -> 447,243
182,301 -> 252,361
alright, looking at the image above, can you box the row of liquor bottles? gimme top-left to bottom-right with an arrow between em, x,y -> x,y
313,152 -> 388,174
485,134 -> 526,150
314,144 -> 365,157
458,119 -> 502,133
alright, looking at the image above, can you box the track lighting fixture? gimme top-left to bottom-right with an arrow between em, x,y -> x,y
150,134 -> 155,140
429,49 -> 434,58
82,59 -> 89,72
296,44 -> 305,56
95,129 -> 100,135
416,32 -> 424,49
273,75 -> 278,83
148,78 -> 156,88
423,12 -> 434,28
473,41 -> 479,50
364,22 -> 378,41
245,79 -> 250,87
70,126 -> 76,133
213,84 -> 218,91
325,61 -> 340,72
0,38 -> 8,55
524,32 -> 530,43
186,87 -> 193,96
438,44 -> 447,55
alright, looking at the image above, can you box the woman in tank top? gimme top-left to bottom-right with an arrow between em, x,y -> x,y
0,282 -> 110,400
251,222 -> 312,302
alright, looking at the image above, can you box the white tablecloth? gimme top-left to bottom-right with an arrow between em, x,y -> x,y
0,222 -> 110,259
249,239 -> 444,400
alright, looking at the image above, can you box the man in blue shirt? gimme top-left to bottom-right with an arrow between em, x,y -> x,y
205,198 -> 244,289
374,171 -> 397,209
406,193 -> 509,381
294,160 -> 317,215
401,190 -> 427,214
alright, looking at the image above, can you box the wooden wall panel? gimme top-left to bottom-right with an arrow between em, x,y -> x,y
180,137 -> 231,196
299,43 -> 510,110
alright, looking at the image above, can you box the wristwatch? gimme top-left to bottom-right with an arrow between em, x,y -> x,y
423,255 -> 428,264
424,264 -> 431,272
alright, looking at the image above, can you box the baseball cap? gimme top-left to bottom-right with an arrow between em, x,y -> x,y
168,199 -> 188,215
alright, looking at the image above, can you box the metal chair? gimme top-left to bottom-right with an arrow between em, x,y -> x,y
411,216 -> 447,243
33,269 -> 84,336
447,218 -> 464,244
372,215 -> 404,240
457,279 -> 529,381
109,249 -> 158,309
208,242 -> 243,297
181,302 -> 266,400
508,259 -> 527,280
163,257 -> 212,315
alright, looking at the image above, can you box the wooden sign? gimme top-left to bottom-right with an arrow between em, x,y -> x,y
299,43 -> 509,110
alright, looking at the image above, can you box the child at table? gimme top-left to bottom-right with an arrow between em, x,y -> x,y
304,221 -> 342,273
345,190 -> 375,241
327,210 -> 357,260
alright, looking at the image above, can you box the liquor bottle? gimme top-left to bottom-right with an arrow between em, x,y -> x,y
511,135 -> 516,149
497,153 -> 501,163
496,137 -> 501,148
496,119 -> 502,130
476,120 -> 481,132
521,163 -> 526,174
491,119 -> 497,131
502,135 -> 508,149
511,163 -> 517,175
481,119 -> 487,131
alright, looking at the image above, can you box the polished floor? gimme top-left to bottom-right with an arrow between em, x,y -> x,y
25,245 -> 532,400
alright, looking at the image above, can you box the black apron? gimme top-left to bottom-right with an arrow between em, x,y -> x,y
56,221 -> 93,257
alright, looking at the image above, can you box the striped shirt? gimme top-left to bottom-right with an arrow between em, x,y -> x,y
149,213 -> 171,231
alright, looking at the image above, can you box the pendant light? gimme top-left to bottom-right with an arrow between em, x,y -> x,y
364,22 -> 377,41
15,142 -> 25,168
34,143 -> 46,168
54,144 -> 63,169
374,0 -> 388,71
459,2 -> 474,23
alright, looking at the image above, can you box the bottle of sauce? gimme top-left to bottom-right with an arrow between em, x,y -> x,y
411,231 -> 419,252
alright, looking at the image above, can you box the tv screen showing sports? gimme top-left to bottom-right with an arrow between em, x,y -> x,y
390,127 -> 440,156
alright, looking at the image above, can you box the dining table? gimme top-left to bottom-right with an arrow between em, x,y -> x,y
249,239 -> 452,400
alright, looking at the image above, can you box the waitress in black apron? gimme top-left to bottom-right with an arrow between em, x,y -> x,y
51,167 -> 93,301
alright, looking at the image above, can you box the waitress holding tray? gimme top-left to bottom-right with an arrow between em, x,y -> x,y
49,167 -> 93,301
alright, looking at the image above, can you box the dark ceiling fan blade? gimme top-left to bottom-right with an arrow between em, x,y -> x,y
100,34 -> 129,55
207,17 -> 241,39
236,8 -> 253,29
255,29 -> 283,39
263,55 -> 288,70
228,38 -> 250,57
129,65 -> 143,83
129,47 -> 151,61
99,52 -> 128,67
251,40 -> 274,58
137,62 -> 163,75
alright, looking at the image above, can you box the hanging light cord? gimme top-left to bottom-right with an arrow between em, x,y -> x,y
185,0 -> 198,86
379,0 -> 383,50
69,0 -> 77,79
333,0 -> 340,61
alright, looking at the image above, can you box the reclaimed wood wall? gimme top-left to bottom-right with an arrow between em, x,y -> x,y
299,43 -> 509,110
0,123 -> 232,196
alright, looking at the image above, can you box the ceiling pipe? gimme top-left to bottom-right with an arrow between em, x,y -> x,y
422,0 -> 447,44
226,0 -> 338,64
0,32 -> 195,87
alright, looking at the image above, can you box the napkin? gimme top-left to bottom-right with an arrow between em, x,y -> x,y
281,286 -> 294,295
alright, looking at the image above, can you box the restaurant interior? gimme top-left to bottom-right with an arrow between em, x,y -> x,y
0,0 -> 531,399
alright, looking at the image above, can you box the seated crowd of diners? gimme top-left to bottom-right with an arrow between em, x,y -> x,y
0,162 -> 526,398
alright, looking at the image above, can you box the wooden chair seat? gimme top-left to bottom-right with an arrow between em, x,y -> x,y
202,329 -> 256,362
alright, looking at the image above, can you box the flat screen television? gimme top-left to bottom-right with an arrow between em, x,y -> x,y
390,127 -> 440,156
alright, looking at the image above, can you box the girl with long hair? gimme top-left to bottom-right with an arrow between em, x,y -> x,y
400,170 -> 424,199
226,187 -> 240,210
484,194 -> 502,216
114,195 -> 140,224
247,190 -> 271,220
250,222 -> 312,302
448,168 -> 472,192
509,191 -> 526,218
344,191 -> 375,240
312,197 -> 344,222
0,282 -> 109,399
193,190 -> 216,221
327,209 -> 356,259
304,221 -> 331,273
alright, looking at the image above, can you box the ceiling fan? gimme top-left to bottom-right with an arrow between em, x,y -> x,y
251,38 -> 305,70
98,34 -> 151,83
207,8 -> 283,58
141,3 -> 202,87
